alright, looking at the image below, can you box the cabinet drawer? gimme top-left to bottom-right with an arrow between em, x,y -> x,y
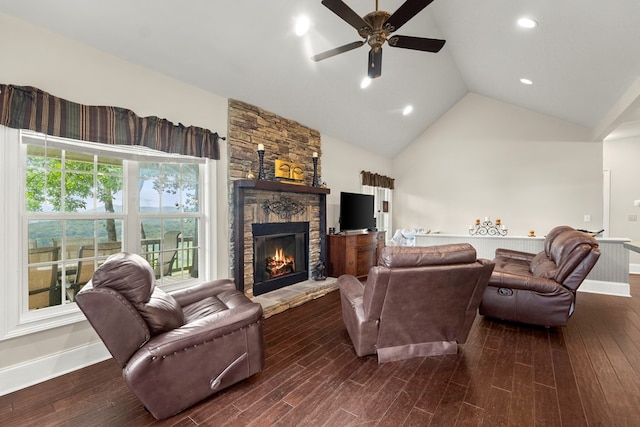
355,234 -> 377,245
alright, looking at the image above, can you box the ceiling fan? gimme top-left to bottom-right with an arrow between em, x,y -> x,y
311,0 -> 445,79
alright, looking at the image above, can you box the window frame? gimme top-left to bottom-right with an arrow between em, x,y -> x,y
0,128 -> 215,340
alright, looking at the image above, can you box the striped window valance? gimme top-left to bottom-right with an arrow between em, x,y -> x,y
0,83 -> 220,159
361,170 -> 395,189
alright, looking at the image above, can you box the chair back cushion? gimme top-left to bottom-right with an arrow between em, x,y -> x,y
87,252 -> 185,335
92,252 -> 155,303
544,225 -> 574,256
375,260 -> 492,349
378,244 -> 477,268
530,229 -> 600,290
363,244 -> 477,321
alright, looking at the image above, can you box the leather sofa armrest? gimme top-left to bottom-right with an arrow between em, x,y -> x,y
76,285 -> 150,367
494,248 -> 537,262
170,279 -> 237,307
489,271 -> 565,294
337,274 -> 365,302
144,302 -> 263,357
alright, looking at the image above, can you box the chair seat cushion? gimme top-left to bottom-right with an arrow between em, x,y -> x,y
182,295 -> 232,322
493,256 -> 531,276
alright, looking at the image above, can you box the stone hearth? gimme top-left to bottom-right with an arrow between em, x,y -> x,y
251,278 -> 338,319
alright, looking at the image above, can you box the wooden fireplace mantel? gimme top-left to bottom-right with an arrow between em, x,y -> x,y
234,179 -> 330,195
233,179 -> 330,294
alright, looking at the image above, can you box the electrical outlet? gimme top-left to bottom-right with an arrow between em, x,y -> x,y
629,215 -> 638,221
584,214 -> 591,222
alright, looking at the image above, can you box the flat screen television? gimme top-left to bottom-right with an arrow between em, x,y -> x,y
339,192 -> 376,232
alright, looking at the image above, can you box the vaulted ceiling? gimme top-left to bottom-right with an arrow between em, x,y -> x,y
1,0 -> 639,157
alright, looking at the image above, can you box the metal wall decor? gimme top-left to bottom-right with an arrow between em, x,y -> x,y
469,217 -> 508,236
262,197 -> 306,219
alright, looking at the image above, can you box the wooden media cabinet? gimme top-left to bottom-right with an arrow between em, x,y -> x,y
326,231 -> 385,279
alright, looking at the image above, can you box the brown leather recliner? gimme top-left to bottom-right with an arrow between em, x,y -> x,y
338,244 -> 494,363
75,252 -> 264,419
479,226 -> 600,327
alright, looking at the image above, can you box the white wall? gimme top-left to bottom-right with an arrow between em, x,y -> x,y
0,12 -> 229,383
320,134 -> 393,233
393,93 -> 603,237
604,136 -> 640,265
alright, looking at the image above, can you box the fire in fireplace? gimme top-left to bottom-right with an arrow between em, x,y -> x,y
266,247 -> 296,279
252,222 -> 309,296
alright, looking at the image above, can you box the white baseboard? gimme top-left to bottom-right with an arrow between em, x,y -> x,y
578,279 -> 631,297
0,341 -> 111,397
630,263 -> 640,275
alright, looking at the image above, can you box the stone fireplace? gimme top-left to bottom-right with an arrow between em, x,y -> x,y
227,99 -> 327,298
232,180 -> 328,297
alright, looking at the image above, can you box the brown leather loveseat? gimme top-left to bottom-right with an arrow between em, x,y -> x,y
479,226 -> 600,327
338,244 -> 494,363
76,252 -> 265,419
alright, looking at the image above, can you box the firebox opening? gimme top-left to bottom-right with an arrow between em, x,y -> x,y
252,222 -> 309,296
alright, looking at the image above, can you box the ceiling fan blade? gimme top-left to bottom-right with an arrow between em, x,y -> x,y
368,48 -> 382,79
385,0 -> 435,32
388,35 -> 445,52
321,0 -> 370,32
311,40 -> 365,62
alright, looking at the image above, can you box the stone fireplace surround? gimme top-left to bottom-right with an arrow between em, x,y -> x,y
233,179 -> 329,297
227,99 -> 328,298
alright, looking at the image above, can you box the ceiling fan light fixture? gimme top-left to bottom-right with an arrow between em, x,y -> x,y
295,16 -> 310,36
360,77 -> 372,89
517,17 -> 538,29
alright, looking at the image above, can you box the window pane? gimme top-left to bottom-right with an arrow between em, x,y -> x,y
139,177 -> 160,212
64,171 -> 95,212
63,220 -> 95,255
26,145 -> 63,213
182,181 -> 199,212
27,220 -> 62,310
28,246 -> 61,310
28,219 -> 62,248
97,219 -> 122,243
97,173 -> 123,213
161,183 -> 180,213
141,218 -> 161,269
182,164 -> 198,182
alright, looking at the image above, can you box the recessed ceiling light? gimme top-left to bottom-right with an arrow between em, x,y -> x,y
403,105 -> 413,115
520,78 -> 533,85
517,17 -> 538,29
360,77 -> 371,89
294,16 -> 310,36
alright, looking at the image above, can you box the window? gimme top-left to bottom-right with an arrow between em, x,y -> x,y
138,162 -> 201,283
0,127 -> 214,339
26,144 -> 125,310
362,185 -> 392,239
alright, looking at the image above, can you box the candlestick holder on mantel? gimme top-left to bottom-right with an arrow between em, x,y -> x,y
312,151 -> 319,187
257,144 -> 265,180
469,217 -> 508,236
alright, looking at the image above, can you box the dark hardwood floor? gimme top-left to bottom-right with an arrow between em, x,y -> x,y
2,276 -> 640,426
